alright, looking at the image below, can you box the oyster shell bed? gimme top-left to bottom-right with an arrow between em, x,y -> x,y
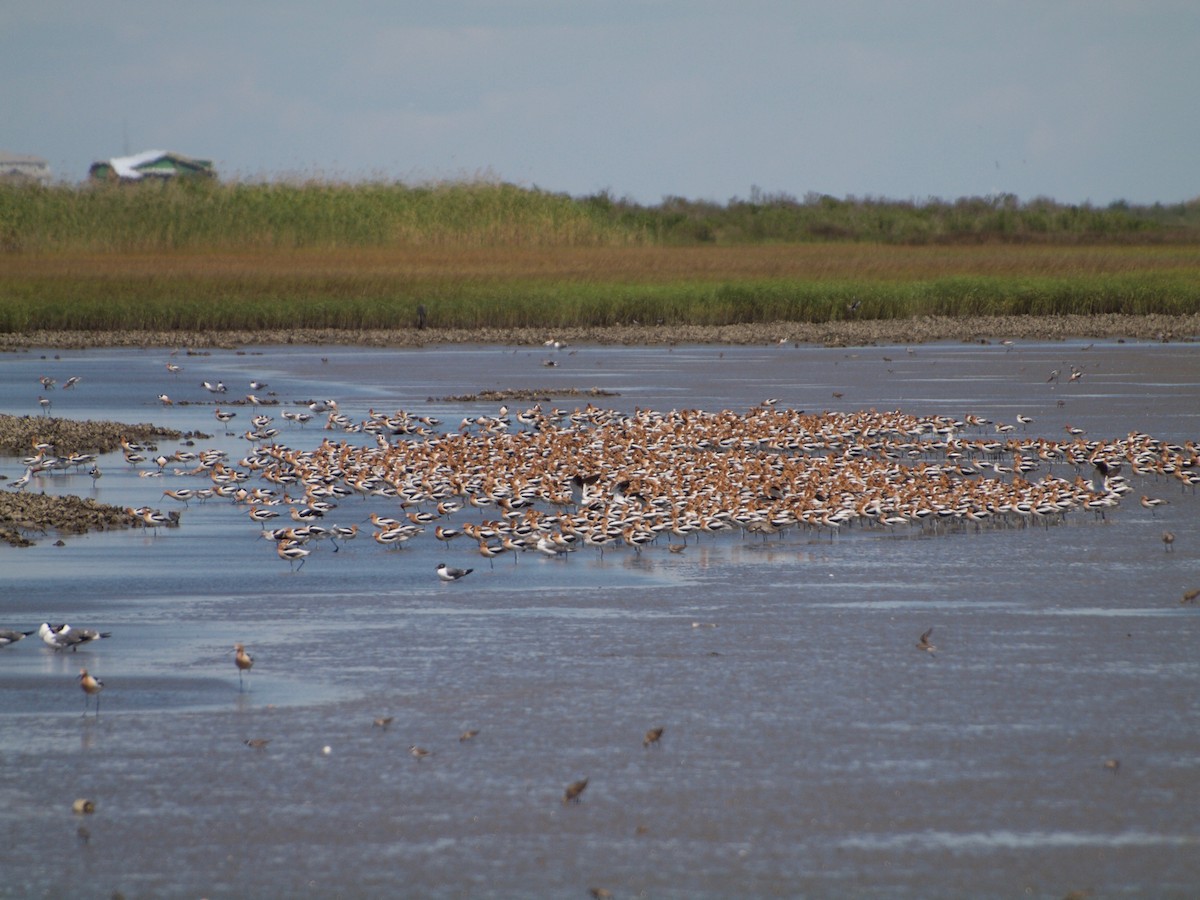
0,414 -> 180,546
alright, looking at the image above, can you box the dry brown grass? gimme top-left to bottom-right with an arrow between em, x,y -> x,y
6,243 -> 1198,283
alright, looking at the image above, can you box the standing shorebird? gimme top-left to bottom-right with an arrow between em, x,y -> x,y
916,627 -> 937,654
234,643 -> 254,691
409,745 -> 433,761
563,778 -> 589,804
1162,531 -> 1176,552
79,668 -> 103,716
436,563 -> 473,582
643,726 -> 665,748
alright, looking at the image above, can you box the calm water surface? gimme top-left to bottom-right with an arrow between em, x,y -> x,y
1,338 -> 1199,898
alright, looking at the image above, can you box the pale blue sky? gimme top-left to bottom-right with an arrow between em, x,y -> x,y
3,1 -> 1197,204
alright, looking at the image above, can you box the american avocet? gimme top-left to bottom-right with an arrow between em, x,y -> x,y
437,563 -> 473,582
1140,495 -> 1168,515
916,627 -> 936,654
62,375 -> 81,389
0,629 -> 34,648
563,778 -> 588,804
39,622 -> 112,651
277,541 -> 311,571
234,643 -> 254,691
330,523 -> 358,551
643,726 -> 664,748
78,668 -> 103,716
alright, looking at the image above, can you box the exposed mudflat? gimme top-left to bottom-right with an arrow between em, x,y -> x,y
0,312 -> 1197,351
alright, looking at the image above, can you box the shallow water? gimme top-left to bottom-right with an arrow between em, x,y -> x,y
1,338 -> 1199,898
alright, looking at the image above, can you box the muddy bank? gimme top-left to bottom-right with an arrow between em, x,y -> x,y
0,313 -> 1196,351
0,414 -> 183,547
0,413 -> 179,457
0,490 -> 139,547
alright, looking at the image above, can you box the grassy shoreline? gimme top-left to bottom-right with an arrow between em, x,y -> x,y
4,182 -> 1199,334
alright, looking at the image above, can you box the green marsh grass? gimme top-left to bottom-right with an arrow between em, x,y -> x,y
2,181 -> 1199,332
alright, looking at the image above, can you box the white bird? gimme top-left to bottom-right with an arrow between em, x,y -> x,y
7,466 -> 34,490
436,563 -> 473,582
38,622 -> 112,651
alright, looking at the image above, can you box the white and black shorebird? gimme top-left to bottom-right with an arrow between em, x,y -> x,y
39,622 -> 112,652
436,563 -> 473,582
0,629 -> 35,648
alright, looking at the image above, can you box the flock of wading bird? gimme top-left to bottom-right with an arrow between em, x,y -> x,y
113,389 -> 1198,586
6,372 -> 1199,739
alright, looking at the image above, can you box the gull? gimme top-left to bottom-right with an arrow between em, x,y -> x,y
39,622 -> 112,651
436,563 -> 473,582
79,668 -> 104,717
563,778 -> 589,804
0,629 -> 35,648
916,627 -> 937,654
643,726 -> 664,748
234,643 -> 254,691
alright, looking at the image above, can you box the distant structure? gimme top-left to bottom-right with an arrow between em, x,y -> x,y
0,152 -> 52,184
88,150 -> 215,182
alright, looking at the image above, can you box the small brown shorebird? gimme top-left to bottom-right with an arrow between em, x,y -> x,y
459,729 -> 480,742
1162,531 -> 1175,552
1103,758 -> 1120,775
916,627 -> 937,654
409,745 -> 433,761
244,738 -> 271,750
643,726 -> 664,749
1182,588 -> 1200,605
373,716 -> 394,730
78,668 -> 103,716
589,889 -> 614,899
563,778 -> 588,804
234,643 -> 254,691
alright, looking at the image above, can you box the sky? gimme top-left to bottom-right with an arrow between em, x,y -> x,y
3,1 -> 1198,205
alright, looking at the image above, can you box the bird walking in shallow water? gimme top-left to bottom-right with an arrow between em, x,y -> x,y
79,668 -> 103,716
234,643 -> 254,691
563,778 -> 588,804
1162,531 -> 1175,552
644,726 -> 664,748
